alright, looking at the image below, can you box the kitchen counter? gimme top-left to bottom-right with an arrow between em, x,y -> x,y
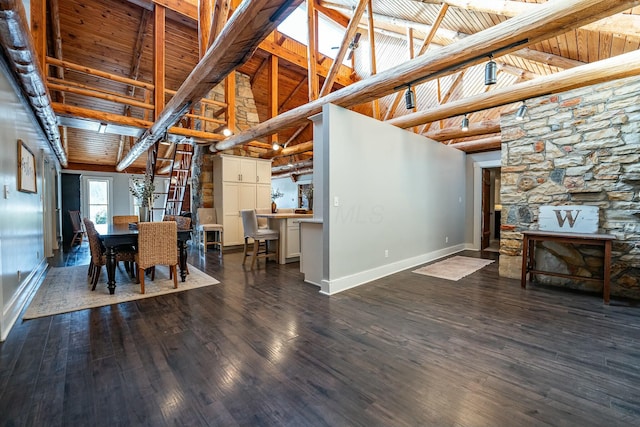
256,213 -> 313,264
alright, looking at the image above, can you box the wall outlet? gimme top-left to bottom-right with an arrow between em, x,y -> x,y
334,196 -> 340,207
445,236 -> 449,243
384,249 -> 389,258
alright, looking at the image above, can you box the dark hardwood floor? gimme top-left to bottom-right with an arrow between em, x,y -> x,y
1,243 -> 639,426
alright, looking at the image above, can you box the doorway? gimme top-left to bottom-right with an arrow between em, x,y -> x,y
481,167 -> 501,252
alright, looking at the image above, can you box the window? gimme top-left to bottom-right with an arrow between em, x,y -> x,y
278,4 -> 350,65
84,177 -> 112,225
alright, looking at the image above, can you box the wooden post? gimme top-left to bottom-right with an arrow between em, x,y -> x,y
307,1 -> 318,101
154,5 -> 166,120
269,55 -> 279,145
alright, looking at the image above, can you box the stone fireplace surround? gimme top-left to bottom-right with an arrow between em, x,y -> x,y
499,75 -> 640,299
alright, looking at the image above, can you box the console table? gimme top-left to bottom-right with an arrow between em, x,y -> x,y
521,230 -> 615,304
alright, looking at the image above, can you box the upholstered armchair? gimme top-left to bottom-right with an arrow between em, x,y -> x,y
240,209 -> 279,269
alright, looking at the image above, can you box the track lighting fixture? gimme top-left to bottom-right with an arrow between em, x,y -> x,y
222,128 -> 233,137
515,104 -> 527,121
461,115 -> 469,131
272,142 -> 281,151
404,84 -> 416,109
485,55 -> 497,85
98,123 -> 107,134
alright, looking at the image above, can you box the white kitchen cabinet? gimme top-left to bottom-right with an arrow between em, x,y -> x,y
286,218 -> 301,258
214,155 -> 272,246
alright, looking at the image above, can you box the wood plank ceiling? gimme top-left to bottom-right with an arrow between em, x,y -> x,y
38,0 -> 640,173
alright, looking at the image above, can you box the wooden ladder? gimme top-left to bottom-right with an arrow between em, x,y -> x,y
150,140 -> 193,219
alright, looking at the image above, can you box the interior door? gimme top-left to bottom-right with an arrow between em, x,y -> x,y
481,168 -> 491,250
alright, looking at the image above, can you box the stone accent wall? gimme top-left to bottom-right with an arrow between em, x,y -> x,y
191,72 -> 261,212
499,76 -> 640,299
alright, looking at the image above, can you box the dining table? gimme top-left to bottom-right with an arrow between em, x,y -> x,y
96,222 -> 192,295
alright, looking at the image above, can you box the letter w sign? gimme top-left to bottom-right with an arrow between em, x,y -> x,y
539,205 -> 598,233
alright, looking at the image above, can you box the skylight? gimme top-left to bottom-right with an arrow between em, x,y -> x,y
278,4 -> 351,64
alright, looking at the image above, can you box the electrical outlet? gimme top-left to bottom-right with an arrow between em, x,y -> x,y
445,236 -> 449,243
334,196 -> 339,207
384,249 -> 389,258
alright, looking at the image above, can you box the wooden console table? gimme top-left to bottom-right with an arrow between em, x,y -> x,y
521,230 -> 615,304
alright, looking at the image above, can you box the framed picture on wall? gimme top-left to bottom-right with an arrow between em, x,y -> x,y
18,139 -> 37,193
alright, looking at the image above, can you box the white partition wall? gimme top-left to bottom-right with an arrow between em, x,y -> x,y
317,104 -> 467,294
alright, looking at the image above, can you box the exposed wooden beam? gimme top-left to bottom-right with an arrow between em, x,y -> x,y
263,140 -> 313,159
314,0 -> 348,27
258,38 -> 354,86
389,48 -> 640,129
429,0 -> 640,38
49,0 -> 64,102
279,76 -> 306,112
65,162 -> 146,174
496,61 -> 540,80
210,0 -> 232,47
53,103 -> 225,142
424,119 -> 500,142
307,0 -> 319,101
367,0 -> 379,119
215,0 -> 639,151
319,0 -> 367,97
117,0 -> 303,171
46,57 -> 155,90
448,135 -> 502,153
0,0 -> 66,166
269,55 -> 278,144
154,5 -> 166,120
29,0 -> 46,74
199,0 -> 213,57
225,72 -> 236,132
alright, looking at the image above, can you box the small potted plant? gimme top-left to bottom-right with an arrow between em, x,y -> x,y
129,173 -> 158,221
271,188 -> 284,213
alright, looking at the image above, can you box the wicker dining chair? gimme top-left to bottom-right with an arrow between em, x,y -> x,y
83,218 -> 136,290
163,215 -> 191,230
135,221 -> 178,294
112,215 -> 138,225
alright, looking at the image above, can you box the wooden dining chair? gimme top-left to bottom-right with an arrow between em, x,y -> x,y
69,210 -> 86,247
135,221 -> 178,294
240,209 -> 279,269
196,208 -> 223,252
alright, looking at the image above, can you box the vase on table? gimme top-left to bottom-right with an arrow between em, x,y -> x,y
271,201 -> 277,213
139,206 -> 150,222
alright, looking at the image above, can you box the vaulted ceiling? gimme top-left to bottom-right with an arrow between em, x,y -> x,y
23,0 -> 640,174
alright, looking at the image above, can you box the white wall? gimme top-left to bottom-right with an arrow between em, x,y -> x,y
0,58 -> 58,340
464,151 -> 501,248
318,104 -> 467,294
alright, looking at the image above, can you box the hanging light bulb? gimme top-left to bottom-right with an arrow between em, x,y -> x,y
485,55 -> 497,85
405,84 -> 416,109
222,128 -> 233,137
461,115 -> 469,131
515,104 -> 527,121
272,142 -> 281,151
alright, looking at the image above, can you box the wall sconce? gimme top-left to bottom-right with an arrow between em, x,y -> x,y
404,84 -> 416,109
272,142 -> 281,151
461,115 -> 469,131
515,104 -> 527,121
485,55 -> 497,85
222,128 -> 233,137
98,123 -> 107,134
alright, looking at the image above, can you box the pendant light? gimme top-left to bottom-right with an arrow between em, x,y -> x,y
515,104 -> 527,121
461,115 -> 469,131
405,84 -> 416,109
485,55 -> 497,86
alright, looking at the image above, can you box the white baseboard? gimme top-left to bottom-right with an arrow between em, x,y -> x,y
1,259 -> 49,341
322,244 -> 466,295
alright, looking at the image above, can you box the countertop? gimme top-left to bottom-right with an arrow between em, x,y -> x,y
256,213 -> 314,219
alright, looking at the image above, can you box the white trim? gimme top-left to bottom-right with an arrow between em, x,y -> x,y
1,259 -> 48,341
81,176 -> 114,225
319,244 -> 466,295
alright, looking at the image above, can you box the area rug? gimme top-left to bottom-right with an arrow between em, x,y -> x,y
412,256 -> 495,281
23,263 -> 220,319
